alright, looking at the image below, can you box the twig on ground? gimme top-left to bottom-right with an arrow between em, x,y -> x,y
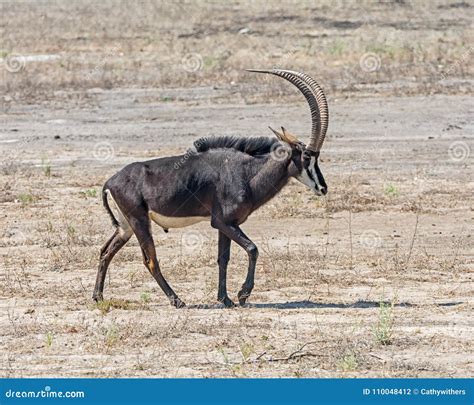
405,211 -> 419,267
214,342 -> 331,367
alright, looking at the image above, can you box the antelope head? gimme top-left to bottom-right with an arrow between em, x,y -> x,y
247,69 -> 329,196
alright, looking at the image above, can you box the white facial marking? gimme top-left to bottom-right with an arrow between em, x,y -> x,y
296,167 -> 314,189
296,156 -> 322,193
309,157 -> 323,190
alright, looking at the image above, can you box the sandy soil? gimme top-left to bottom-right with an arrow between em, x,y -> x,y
1,89 -> 472,377
1,0 -> 473,379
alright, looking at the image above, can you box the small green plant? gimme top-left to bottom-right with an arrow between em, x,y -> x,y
133,361 -> 146,371
239,342 -> 255,362
203,56 -> 219,69
18,193 -> 37,206
232,364 -> 243,375
45,331 -> 54,348
41,158 -> 51,177
329,40 -> 345,56
218,347 -> 229,363
105,325 -> 119,347
367,44 -> 398,59
96,300 -> 111,315
66,224 -> 76,240
384,184 -> 399,197
373,300 -> 394,345
46,221 -> 54,233
294,370 -> 304,378
95,299 -> 132,315
140,291 -> 151,304
337,352 -> 358,371
79,188 -> 97,198
218,347 -> 245,376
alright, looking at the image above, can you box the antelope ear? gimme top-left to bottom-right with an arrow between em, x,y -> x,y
281,127 -> 300,145
268,126 -> 284,141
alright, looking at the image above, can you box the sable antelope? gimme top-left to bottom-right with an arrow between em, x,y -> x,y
93,69 -> 329,308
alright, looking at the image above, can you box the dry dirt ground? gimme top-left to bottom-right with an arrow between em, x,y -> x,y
0,0 -> 473,379
1,91 -> 472,378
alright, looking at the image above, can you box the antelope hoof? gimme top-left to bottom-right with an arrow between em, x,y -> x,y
172,297 -> 186,309
238,290 -> 250,306
218,296 -> 236,308
92,292 -> 103,302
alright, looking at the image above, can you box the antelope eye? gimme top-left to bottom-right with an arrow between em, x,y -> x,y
302,153 -> 311,168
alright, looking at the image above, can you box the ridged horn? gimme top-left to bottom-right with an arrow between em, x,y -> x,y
246,68 -> 329,152
287,70 -> 329,151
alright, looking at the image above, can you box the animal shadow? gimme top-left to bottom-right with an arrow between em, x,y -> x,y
188,300 -> 464,310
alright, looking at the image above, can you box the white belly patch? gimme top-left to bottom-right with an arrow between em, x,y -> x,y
148,211 -> 209,230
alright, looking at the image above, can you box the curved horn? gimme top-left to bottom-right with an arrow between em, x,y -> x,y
246,69 -> 328,152
288,71 -> 329,151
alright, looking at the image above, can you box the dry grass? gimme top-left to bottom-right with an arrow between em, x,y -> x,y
0,0 -> 472,379
1,0 -> 473,105
1,142 -> 472,377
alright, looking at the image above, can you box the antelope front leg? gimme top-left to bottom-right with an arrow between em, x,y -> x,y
212,219 -> 258,306
217,231 -> 235,308
234,227 -> 258,306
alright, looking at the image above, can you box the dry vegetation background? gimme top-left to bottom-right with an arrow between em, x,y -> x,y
1,0 -> 473,102
0,0 -> 473,378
